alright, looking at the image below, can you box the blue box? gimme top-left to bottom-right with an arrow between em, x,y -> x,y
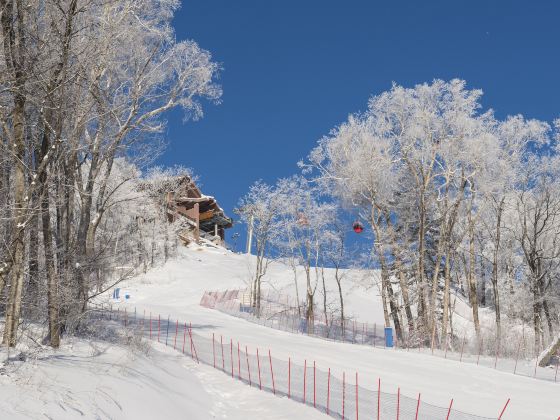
384,327 -> 393,347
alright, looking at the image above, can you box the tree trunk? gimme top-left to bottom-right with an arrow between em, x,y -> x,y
41,183 -> 60,347
467,200 -> 481,343
441,247 -> 452,348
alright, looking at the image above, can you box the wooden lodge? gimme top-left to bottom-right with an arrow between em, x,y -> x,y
166,176 -> 233,247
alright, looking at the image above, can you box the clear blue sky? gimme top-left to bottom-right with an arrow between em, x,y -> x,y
160,0 -> 560,250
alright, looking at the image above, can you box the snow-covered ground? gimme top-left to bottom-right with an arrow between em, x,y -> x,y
0,327 -> 326,420
109,246 -> 559,420
1,246 -> 557,419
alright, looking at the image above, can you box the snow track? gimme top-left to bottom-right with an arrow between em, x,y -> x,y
110,247 -> 559,420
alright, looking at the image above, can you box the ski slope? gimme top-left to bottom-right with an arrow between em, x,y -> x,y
108,246 -> 559,420
0,324 -> 326,420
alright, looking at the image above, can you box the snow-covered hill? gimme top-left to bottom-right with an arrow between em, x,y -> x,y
1,246 -> 557,419
108,246 -> 558,420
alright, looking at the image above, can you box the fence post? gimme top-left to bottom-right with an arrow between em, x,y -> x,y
211,333 -> 216,367
355,372 -> 358,420
165,315 -> 170,346
237,342 -> 241,379
182,322 -> 187,354
314,361 -> 316,408
342,371 -> 345,420
268,349 -> 276,395
304,359 -> 307,403
256,348 -> 262,390
415,393 -> 421,420
188,323 -> 197,361
396,387 -> 400,420
245,345 -> 252,386
230,339 -> 234,378
174,320 -> 179,350
377,378 -> 380,420
327,368 -> 331,415
189,324 -> 199,363
446,398 -> 453,420
220,335 -> 225,371
498,398 -> 510,420
288,357 -> 291,398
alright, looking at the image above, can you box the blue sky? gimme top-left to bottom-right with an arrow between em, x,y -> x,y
160,0 -> 560,250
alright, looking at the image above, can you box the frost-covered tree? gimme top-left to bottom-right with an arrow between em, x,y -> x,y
0,0 -> 220,347
304,79 -> 559,353
236,181 -> 284,316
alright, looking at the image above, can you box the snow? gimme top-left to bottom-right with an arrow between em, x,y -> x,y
0,331 -> 326,420
1,246 -> 557,419
110,246 -> 559,420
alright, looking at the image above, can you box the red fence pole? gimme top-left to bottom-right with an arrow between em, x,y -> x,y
377,378 -> 380,420
189,323 -> 198,362
256,348 -> 262,390
342,371 -> 345,420
446,398 -> 453,420
498,398 -> 510,419
288,357 -> 291,399
237,342 -> 241,379
327,368 -> 331,415
182,323 -> 187,354
415,393 -> 421,420
165,315 -> 170,346
212,333 -> 215,367
303,359 -> 307,403
355,372 -> 358,420
396,387 -> 400,420
230,339 -> 234,378
245,345 -> 252,386
268,349 -> 276,395
314,361 -> 316,408
174,320 -> 179,350
221,335 -> 225,371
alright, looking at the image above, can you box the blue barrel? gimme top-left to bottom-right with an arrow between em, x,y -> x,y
384,327 -> 394,347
